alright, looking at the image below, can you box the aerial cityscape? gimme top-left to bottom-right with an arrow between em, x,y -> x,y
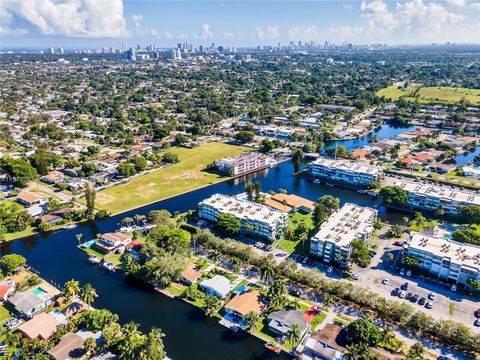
0,1 -> 480,360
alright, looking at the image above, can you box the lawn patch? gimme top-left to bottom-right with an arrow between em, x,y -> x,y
96,143 -> 251,214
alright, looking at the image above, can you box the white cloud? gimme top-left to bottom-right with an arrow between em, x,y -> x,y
342,4 -> 354,10
163,31 -> 173,39
255,25 -> 279,42
132,14 -> 143,27
223,31 -> 233,39
0,0 -> 129,38
446,0 -> 465,6
194,24 -> 213,39
470,1 -> 480,10
288,25 -> 320,41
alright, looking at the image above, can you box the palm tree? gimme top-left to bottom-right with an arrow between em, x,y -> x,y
84,337 -> 96,355
210,251 -> 221,270
204,296 -> 221,317
260,261 -> 275,286
245,311 -> 262,333
80,283 -> 98,305
381,326 -> 395,347
76,233 -> 84,245
267,280 -> 287,299
63,279 -> 80,300
289,323 -> 301,347
138,328 -> 166,360
120,322 -> 144,359
406,342 -> 425,360
134,214 -> 146,225
322,294 -> 336,308
120,217 -> 134,227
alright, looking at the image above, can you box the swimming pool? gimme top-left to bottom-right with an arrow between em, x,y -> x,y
32,287 -> 47,295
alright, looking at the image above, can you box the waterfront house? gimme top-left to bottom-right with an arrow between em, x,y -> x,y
264,193 -> 316,214
9,283 -> 60,317
180,264 -> 203,285
0,280 -> 15,302
40,214 -> 63,226
17,191 -> 49,207
126,240 -> 144,259
95,232 -> 132,253
90,351 -> 118,360
199,275 -> 233,298
267,309 -> 309,337
18,312 -> 60,340
224,291 -> 266,322
61,302 -> 87,318
295,323 -> 346,360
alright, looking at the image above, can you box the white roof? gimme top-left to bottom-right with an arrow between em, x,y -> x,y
312,203 -> 377,248
408,232 -> 480,270
200,275 -> 232,297
385,178 -> 480,206
311,157 -> 382,176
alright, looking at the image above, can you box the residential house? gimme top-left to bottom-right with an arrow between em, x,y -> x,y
0,280 -> 15,302
125,240 -> 144,259
40,214 -> 63,226
199,275 -> 233,298
17,191 -> 49,207
267,309 -> 309,337
18,312 -> 60,340
41,171 -> 64,184
180,264 -> 203,285
224,291 -> 266,322
295,323 -> 347,360
47,332 -> 85,360
95,232 -> 132,253
264,193 -> 316,214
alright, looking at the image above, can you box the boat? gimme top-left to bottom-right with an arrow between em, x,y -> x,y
356,189 -> 367,194
62,224 -> 77,230
264,342 -> 281,354
88,256 -> 101,264
102,262 -> 115,272
313,179 -> 320,184
326,183 -> 334,187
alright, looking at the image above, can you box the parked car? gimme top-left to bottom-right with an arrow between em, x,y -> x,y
411,294 -> 420,302
406,270 -> 412,277
350,273 -> 359,280
418,297 -> 426,305
399,290 -> 406,298
475,308 -> 480,318
401,282 -> 409,290
399,268 -> 406,276
474,319 -> 480,327
428,293 -> 436,301
327,266 -> 333,274
425,301 -> 433,309
5,318 -> 23,329
405,292 -> 413,300
450,284 -> 457,292
437,357 -> 452,360
393,241 -> 403,246
382,278 -> 390,285
392,288 -> 400,296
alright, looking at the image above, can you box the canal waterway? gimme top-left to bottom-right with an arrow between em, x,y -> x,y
0,124 -> 421,360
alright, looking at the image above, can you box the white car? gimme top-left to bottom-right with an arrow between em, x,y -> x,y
406,270 -> 412,277
399,290 -> 406,298
428,293 -> 435,301
382,278 -> 390,285
400,268 -> 405,276
451,284 -> 457,292
327,266 -> 333,274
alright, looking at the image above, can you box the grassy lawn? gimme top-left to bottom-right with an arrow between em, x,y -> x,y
0,305 -> 11,323
310,312 -> 327,330
334,313 -> 353,326
275,212 -> 314,255
449,303 -> 455,315
4,226 -> 36,241
165,283 -> 187,297
106,253 -> 122,267
79,245 -> 106,259
376,85 -> 480,105
96,142 -> 251,214
256,318 -> 294,351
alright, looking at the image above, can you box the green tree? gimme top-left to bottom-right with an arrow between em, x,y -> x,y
117,162 -> 137,177
379,186 -> 409,207
84,337 -> 97,355
347,317 -> 382,346
138,328 -> 166,360
234,130 -> 255,143
350,240 -> 371,268
260,261 -> 275,285
63,279 -> 80,300
406,342 -> 425,360
204,296 -> 221,317
0,254 -> 26,274
130,156 -> 148,172
216,213 -> 241,235
404,255 -> 420,269
289,323 -> 302,347
245,311 -> 262,333
80,283 -> 98,305
162,152 -> 179,163
85,185 -> 96,216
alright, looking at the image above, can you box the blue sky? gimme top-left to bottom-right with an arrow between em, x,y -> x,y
1,0 -> 479,49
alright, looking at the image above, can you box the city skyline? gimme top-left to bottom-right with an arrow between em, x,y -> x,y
1,0 -> 480,49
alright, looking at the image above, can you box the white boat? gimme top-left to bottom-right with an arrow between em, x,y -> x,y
357,189 -> 367,194
88,256 -> 101,264
326,183 -> 334,187
313,179 -> 320,184
62,224 -> 77,230
102,262 -> 115,272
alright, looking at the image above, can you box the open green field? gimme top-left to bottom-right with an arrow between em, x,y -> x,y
376,85 -> 480,105
96,142 -> 250,214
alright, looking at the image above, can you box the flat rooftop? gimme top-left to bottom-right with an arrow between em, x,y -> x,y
215,152 -> 269,165
408,232 -> 480,270
311,157 -> 382,176
200,193 -> 286,224
311,203 -> 377,247
384,178 -> 480,206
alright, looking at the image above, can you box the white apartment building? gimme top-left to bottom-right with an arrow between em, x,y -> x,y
385,178 -> 480,216
405,232 -> 480,286
310,203 -> 377,266
309,158 -> 383,186
214,152 -> 272,176
198,193 -> 288,241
